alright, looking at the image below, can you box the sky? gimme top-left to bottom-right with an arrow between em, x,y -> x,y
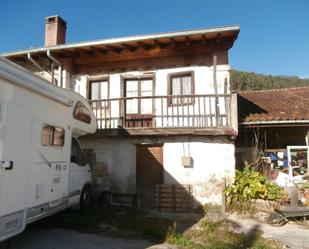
1,0 -> 308,78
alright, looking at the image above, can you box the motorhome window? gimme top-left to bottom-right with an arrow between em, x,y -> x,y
42,125 -> 65,146
73,101 -> 91,124
53,127 -> 65,146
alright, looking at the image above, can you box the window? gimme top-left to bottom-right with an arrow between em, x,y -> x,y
168,72 -> 194,105
71,137 -> 85,165
73,101 -> 91,124
42,125 -> 65,146
89,80 -> 109,100
125,78 -> 153,114
89,80 -> 110,127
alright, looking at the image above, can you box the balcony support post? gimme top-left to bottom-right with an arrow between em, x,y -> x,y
213,53 -> 220,126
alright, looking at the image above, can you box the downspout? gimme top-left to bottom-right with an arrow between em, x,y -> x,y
27,52 -> 52,78
47,50 -> 63,88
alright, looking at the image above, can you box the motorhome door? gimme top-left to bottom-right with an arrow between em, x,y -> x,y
0,102 -> 32,239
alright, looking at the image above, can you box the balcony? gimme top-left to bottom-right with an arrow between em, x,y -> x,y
89,94 -> 237,135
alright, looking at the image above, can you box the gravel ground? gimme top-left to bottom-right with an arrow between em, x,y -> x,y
1,212 -> 308,249
0,228 -> 152,249
228,215 -> 309,249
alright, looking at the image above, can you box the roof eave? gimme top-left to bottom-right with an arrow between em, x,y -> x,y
1,25 -> 240,57
241,120 -> 309,126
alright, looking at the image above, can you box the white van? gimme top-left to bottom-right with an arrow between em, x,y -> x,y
0,57 -> 96,241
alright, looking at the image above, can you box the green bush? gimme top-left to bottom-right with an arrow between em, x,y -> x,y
224,166 -> 286,210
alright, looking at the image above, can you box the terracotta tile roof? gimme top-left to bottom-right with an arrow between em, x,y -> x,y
238,86 -> 309,124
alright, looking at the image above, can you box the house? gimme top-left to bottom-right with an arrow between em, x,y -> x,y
2,16 -> 240,210
237,87 -> 309,180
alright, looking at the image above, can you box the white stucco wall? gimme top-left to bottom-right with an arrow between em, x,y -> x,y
155,65 -> 230,95
80,139 -> 136,194
72,65 -> 230,98
71,65 -> 231,128
163,141 -> 235,205
81,136 -> 235,205
72,75 -> 88,98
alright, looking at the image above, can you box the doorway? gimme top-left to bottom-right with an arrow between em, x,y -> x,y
136,144 -> 163,208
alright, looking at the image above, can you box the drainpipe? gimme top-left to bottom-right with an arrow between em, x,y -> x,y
27,52 -> 52,78
47,50 -> 63,88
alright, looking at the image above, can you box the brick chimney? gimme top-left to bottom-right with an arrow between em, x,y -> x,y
45,15 -> 66,46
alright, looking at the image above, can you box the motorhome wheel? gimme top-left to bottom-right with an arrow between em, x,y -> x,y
80,185 -> 91,209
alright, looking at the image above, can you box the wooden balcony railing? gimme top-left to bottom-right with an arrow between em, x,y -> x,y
89,94 -> 232,129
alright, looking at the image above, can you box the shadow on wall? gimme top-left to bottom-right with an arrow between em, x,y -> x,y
80,132 -> 230,213
135,144 -> 226,214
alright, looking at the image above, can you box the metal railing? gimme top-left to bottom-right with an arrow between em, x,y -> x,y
89,94 -> 232,129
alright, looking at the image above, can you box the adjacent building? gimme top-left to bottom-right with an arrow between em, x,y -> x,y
237,87 -> 309,180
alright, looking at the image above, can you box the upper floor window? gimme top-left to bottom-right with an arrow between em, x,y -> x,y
125,78 -> 153,114
89,80 -> 109,100
168,72 -> 194,105
42,125 -> 65,146
73,101 -> 91,124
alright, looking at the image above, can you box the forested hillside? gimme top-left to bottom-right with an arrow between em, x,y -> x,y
230,70 -> 309,91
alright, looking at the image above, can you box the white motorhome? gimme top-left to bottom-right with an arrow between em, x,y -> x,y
0,57 -> 96,241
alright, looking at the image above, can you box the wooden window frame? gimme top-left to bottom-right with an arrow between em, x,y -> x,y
123,76 -> 154,115
167,71 -> 195,106
88,77 -> 110,101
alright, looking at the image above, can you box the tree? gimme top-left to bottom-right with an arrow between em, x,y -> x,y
230,70 -> 309,91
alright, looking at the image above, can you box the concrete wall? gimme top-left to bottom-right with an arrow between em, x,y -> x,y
80,136 -> 235,205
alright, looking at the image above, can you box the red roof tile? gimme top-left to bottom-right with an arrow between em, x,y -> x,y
238,86 -> 309,123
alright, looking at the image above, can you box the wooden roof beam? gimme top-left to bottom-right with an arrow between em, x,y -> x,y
72,48 -> 88,57
15,55 -> 28,62
170,38 -> 176,48
202,34 -> 206,44
216,33 -> 222,43
153,39 -> 167,48
56,50 -> 80,57
137,41 -> 150,50
79,48 -> 95,56
121,43 -> 137,52
185,36 -> 191,46
93,47 -> 108,55
106,45 -> 123,54
54,52 -> 71,58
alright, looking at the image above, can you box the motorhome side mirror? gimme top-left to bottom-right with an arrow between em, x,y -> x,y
83,149 -> 96,167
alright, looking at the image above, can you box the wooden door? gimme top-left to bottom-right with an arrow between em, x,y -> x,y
136,145 -> 163,185
136,144 -> 163,208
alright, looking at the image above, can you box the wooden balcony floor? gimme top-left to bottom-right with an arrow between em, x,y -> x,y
84,126 -> 237,138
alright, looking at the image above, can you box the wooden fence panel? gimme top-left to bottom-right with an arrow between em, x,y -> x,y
155,184 -> 193,213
